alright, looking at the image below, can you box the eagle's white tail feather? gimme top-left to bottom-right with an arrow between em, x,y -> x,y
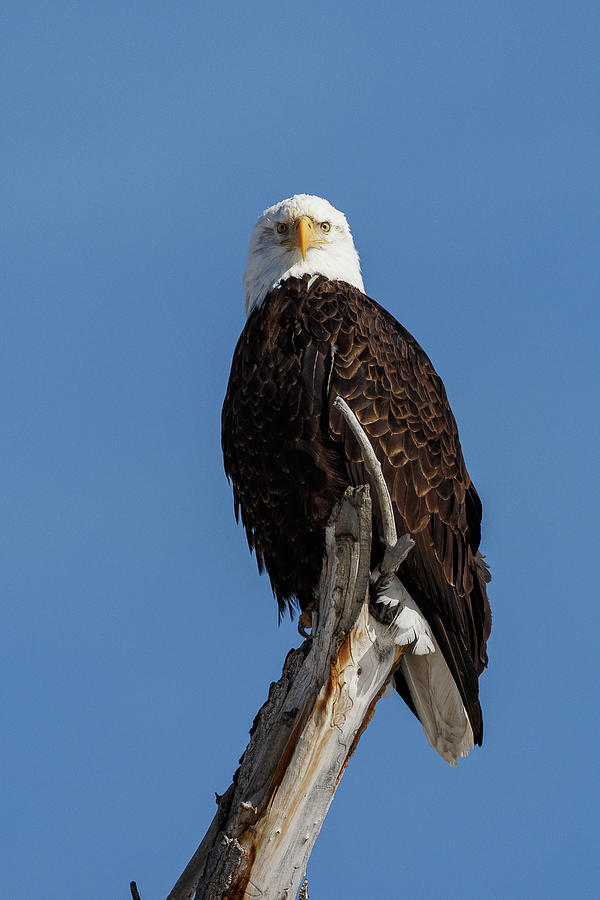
376,574 -> 474,766
400,649 -> 474,766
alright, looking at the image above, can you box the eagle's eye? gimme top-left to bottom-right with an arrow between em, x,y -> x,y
320,221 -> 332,233
276,222 -> 288,234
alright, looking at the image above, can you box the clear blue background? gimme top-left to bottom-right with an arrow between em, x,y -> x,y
3,2 -> 599,898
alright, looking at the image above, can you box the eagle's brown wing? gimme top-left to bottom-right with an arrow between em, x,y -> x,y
222,275 -> 491,741
221,279 -> 350,611
314,279 -> 492,742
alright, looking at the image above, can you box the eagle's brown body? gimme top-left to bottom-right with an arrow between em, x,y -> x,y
222,275 -> 491,742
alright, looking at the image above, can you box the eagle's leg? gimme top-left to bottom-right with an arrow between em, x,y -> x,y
369,533 -> 415,619
374,532 -> 415,597
368,532 -> 417,621
298,600 -> 315,639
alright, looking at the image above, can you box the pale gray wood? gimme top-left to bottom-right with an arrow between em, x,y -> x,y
333,396 -> 397,548
333,395 -> 414,591
162,486 -> 410,900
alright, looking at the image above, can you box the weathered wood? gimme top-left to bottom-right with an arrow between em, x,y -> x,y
164,487 -> 409,900
333,395 -> 414,591
333,396 -> 397,549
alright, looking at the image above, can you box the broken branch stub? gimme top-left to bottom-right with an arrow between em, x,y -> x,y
333,396 -> 397,550
332,396 -> 414,588
333,397 -> 415,594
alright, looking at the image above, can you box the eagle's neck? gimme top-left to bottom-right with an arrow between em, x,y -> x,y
244,250 -> 364,315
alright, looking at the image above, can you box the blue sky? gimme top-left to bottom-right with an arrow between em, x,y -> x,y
2,2 -> 599,898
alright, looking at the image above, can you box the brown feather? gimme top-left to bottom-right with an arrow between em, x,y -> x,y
222,276 -> 491,743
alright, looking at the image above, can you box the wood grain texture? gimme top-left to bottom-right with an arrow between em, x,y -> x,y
166,489 -> 408,900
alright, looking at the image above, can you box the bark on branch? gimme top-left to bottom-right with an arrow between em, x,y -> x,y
155,486 -> 410,900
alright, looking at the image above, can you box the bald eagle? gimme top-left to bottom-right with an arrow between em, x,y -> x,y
222,195 -> 491,765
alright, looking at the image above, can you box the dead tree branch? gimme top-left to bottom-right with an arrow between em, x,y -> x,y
333,395 -> 414,590
333,396 -> 397,549
162,486 -> 410,900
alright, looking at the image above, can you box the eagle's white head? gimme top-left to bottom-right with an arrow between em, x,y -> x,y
243,194 -> 365,314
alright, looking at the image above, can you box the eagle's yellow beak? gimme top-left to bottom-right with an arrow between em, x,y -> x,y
295,215 -> 314,261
